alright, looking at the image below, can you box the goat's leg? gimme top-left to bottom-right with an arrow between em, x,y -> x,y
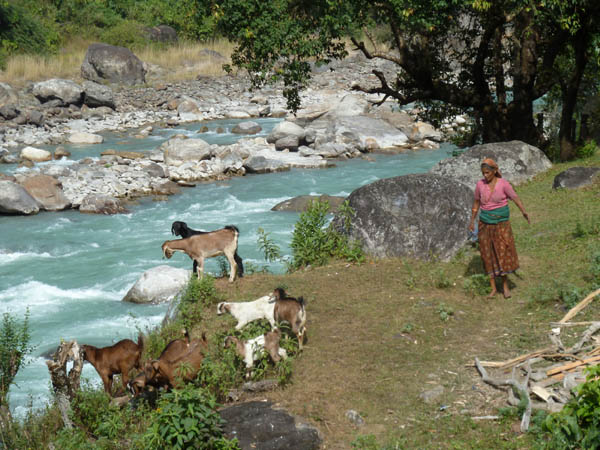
101,374 -> 113,395
192,260 -> 198,276
196,258 -> 204,279
225,250 -> 237,282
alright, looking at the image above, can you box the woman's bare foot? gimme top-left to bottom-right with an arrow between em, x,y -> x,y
487,290 -> 498,298
503,289 -> 512,299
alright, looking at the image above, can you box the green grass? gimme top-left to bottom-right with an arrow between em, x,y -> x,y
2,153 -> 600,449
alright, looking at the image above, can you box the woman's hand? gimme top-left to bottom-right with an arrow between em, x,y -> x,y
468,221 -> 475,232
522,211 -> 530,224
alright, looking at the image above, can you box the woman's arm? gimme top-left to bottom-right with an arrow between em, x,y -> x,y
512,195 -> 530,224
469,199 -> 480,232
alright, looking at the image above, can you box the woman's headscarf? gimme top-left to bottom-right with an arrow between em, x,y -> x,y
481,158 -> 502,178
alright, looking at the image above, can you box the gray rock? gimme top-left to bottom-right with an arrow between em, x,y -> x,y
332,173 -> 473,260
220,401 -> 321,450
81,43 -> 146,85
82,81 -> 116,109
144,25 -> 178,43
122,265 -> 190,304
0,82 -> 18,107
275,135 -> 300,151
267,121 -> 306,143
27,110 -> 44,126
345,410 -> 365,426
272,194 -> 346,212
420,385 -> 444,404
161,137 -> 212,166
32,79 -> 83,106
552,167 -> 600,189
232,121 -> 262,135
243,155 -> 289,174
20,174 -> 71,211
430,140 -> 552,189
0,180 -> 40,215
0,105 -> 19,120
79,194 -> 128,214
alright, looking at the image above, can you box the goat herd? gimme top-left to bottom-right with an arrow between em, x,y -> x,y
80,221 -> 307,400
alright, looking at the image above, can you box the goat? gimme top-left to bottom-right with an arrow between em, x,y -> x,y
272,288 -> 307,349
128,329 -> 191,396
144,333 -> 209,390
224,329 -> 287,379
82,333 -> 144,396
162,225 -> 243,282
217,294 -> 276,330
171,221 -> 244,278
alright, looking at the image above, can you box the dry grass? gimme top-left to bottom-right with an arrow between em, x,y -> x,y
0,39 -> 234,87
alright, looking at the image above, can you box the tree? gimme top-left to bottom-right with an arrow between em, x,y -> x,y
0,310 -> 33,417
217,0 -> 600,160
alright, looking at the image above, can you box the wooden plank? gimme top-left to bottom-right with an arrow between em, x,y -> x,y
559,288 -> 600,324
546,355 -> 600,376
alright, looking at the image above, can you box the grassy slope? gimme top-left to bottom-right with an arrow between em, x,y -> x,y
211,153 -> 600,449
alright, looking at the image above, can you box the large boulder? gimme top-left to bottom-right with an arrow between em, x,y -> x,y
0,180 -> 40,215
552,167 -> 600,189
122,265 -> 190,304
82,81 -> 116,109
332,173 -> 473,260
267,121 -> 306,144
68,132 -> 104,144
161,137 -> 212,166
31,79 -> 83,106
430,140 -> 552,189
220,401 -> 321,450
81,43 -> 146,85
308,116 -> 409,155
20,174 -> 71,211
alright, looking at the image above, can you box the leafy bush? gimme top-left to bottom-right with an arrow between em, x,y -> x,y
290,200 -> 364,270
576,140 -> 598,159
142,385 -> 239,449
540,365 -> 600,449
99,19 -> 148,50
0,309 -> 33,408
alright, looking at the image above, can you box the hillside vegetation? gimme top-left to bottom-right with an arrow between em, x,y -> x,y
1,150 -> 599,448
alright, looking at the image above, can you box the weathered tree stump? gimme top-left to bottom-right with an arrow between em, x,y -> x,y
45,340 -> 84,428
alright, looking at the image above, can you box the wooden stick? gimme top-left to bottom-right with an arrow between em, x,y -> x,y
551,321 -> 600,327
465,346 -> 556,369
546,355 -> 600,376
559,288 -> 600,323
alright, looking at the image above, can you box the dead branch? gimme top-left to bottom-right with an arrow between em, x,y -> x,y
559,288 -> 600,323
475,357 -> 532,432
567,322 -> 600,354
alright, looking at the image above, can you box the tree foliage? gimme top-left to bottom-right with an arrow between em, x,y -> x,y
0,309 -> 33,408
217,0 -> 600,160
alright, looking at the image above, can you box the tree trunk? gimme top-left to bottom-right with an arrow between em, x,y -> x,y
559,27 -> 589,161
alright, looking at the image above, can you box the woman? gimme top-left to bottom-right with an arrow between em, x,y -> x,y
469,158 -> 530,298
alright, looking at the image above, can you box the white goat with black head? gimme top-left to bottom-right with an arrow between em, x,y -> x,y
161,225 -> 242,282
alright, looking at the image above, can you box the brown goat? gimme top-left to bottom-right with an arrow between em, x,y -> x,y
272,288 -> 307,349
130,329 -> 191,395
161,226 -> 241,282
82,334 -> 144,395
144,333 -> 208,390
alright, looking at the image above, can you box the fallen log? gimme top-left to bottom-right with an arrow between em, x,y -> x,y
545,355 -> 600,377
559,288 -> 600,324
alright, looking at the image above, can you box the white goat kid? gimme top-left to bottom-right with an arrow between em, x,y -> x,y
217,294 -> 276,330
161,225 -> 241,282
224,330 -> 287,379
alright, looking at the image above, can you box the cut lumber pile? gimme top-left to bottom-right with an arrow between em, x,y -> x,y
473,288 -> 600,431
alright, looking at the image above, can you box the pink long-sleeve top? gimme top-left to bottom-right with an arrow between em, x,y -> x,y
474,178 -> 517,210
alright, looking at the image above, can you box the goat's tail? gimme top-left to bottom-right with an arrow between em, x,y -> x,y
182,328 -> 190,344
137,333 -> 144,350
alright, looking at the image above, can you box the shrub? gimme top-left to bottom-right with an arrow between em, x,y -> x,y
576,140 -> 598,159
540,365 -> 600,449
290,200 -> 364,270
100,19 -> 148,50
0,309 -> 33,408
142,385 -> 239,449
